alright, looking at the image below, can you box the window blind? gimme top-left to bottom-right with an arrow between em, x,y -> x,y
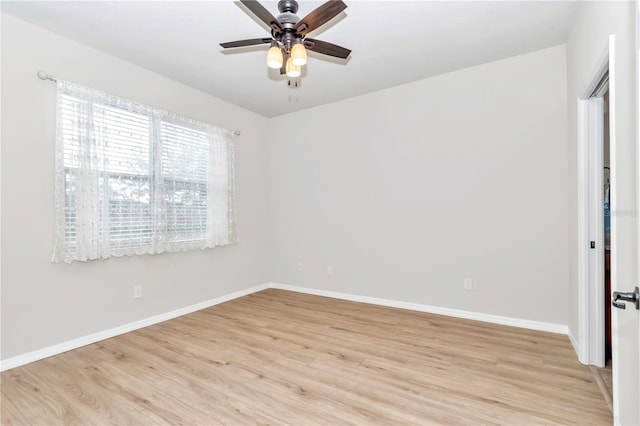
52,81 -> 237,263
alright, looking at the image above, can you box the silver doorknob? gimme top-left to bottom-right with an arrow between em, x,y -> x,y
612,287 -> 639,310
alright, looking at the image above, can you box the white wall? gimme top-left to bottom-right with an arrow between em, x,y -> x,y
0,15 -> 270,360
565,2 -> 638,424
268,45 -> 569,326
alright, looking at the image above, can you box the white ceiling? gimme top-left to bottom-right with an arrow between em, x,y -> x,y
2,1 -> 578,117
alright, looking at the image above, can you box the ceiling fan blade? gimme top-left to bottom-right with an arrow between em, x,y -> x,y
240,0 -> 282,33
220,38 -> 273,49
303,38 -> 351,59
295,0 -> 347,35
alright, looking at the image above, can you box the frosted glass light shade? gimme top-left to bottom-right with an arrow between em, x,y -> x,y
266,46 -> 283,69
291,43 -> 307,66
286,58 -> 301,78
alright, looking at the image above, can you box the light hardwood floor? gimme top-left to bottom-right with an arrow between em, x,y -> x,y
1,289 -> 611,425
590,361 -> 613,414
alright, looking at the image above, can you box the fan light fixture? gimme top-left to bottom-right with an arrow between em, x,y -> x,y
266,45 -> 284,69
291,43 -> 307,66
285,57 -> 301,78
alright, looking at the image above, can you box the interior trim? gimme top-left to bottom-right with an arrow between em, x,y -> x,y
270,283 -> 568,335
0,283 -> 270,372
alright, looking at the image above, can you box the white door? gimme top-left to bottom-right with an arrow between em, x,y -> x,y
610,8 -> 640,423
611,238 -> 640,425
587,96 -> 605,367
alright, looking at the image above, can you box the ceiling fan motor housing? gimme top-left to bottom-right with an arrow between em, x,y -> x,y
278,0 -> 299,15
276,0 -> 301,48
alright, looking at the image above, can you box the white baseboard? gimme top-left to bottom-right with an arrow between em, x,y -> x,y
1,281 -> 570,372
268,282 -> 569,335
567,327 -> 583,362
0,283 -> 270,372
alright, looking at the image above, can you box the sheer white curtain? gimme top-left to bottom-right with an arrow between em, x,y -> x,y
52,80 -> 237,263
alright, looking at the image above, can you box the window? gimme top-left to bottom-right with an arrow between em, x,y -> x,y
52,81 -> 237,263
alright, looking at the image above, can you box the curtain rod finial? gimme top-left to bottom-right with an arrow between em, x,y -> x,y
37,71 -> 57,82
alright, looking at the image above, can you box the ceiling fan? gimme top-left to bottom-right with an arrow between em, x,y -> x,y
220,0 -> 351,82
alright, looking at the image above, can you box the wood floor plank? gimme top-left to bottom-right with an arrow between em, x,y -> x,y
1,289 -> 612,425
1,367 -> 92,425
24,355 -> 168,425
1,391 -> 31,426
63,351 -> 222,426
124,330 -> 360,425
99,334 -> 310,425
591,364 -> 614,414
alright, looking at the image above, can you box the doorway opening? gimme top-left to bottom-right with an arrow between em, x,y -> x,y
579,72 -> 614,413
576,37 -> 615,415
600,88 -> 613,408
603,90 -> 611,365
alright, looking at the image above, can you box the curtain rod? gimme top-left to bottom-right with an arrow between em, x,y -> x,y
36,70 -> 241,136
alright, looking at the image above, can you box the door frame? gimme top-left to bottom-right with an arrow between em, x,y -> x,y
636,1 -> 640,422
577,35 -> 616,367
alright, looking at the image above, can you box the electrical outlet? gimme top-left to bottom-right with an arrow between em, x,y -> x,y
327,265 -> 334,276
133,286 -> 143,299
297,262 -> 304,272
463,278 -> 473,290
